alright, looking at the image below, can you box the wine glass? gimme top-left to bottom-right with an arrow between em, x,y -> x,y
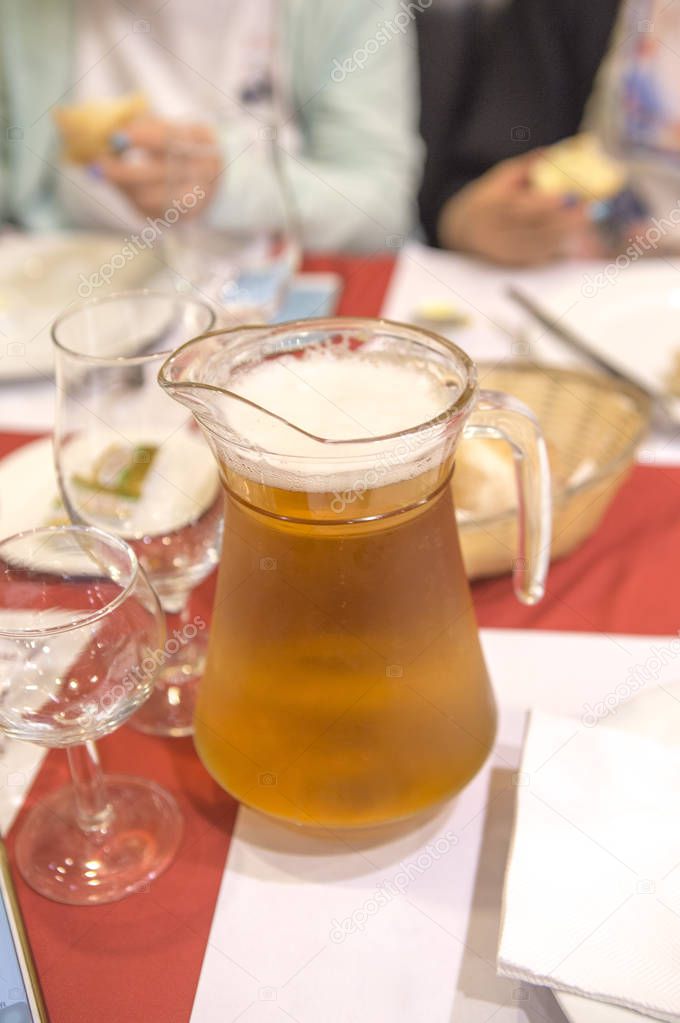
0,525 -> 181,905
52,291 -> 221,738
161,125 -> 300,322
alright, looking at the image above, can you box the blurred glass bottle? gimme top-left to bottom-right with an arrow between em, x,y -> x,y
163,121 -> 301,323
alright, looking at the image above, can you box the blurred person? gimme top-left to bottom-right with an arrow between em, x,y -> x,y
417,0 -> 680,266
0,0 -> 422,252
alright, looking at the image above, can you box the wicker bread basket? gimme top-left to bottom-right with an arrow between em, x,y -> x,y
456,364 -> 650,580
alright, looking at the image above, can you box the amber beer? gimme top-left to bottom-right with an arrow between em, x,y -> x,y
193,430 -> 497,828
160,324 -> 550,828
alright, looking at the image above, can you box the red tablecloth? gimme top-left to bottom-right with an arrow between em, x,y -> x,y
474,462 -> 680,635
2,254 -> 680,1023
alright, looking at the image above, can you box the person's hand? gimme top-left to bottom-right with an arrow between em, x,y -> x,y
437,152 -> 592,266
96,118 -> 222,220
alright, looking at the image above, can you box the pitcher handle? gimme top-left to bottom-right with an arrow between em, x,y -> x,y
463,389 -> 552,606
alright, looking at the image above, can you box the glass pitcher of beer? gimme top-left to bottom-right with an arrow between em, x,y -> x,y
159,319 -> 551,828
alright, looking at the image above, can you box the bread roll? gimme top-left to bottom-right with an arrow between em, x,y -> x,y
53,93 -> 148,164
453,438 -> 517,519
453,436 -> 562,519
530,133 -> 625,201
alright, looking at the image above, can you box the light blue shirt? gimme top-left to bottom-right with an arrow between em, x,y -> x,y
0,0 -> 423,251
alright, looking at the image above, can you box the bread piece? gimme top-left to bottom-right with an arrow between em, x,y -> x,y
453,436 -> 563,519
530,133 -> 625,201
53,93 -> 148,164
453,438 -> 517,519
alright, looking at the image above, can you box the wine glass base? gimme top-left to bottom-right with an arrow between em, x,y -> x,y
130,677 -> 198,737
130,637 -> 206,738
15,775 -> 182,906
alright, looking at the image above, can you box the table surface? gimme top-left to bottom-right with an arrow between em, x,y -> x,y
1,250 -> 680,1023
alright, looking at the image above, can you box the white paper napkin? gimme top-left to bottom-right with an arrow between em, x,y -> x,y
498,711 -> 680,1022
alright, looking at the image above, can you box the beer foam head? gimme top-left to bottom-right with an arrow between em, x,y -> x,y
217,351 -> 459,491
229,353 -> 452,444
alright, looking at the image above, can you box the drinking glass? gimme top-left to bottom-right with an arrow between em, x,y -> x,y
0,525 -> 181,905
52,291 -> 221,738
161,126 -> 300,322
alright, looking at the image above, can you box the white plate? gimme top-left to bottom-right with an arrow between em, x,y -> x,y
0,432 -> 220,541
0,437 -> 61,539
522,260 -> 680,401
0,232 -> 162,381
555,679 -> 680,1023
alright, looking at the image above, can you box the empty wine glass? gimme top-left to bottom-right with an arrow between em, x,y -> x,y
52,291 -> 221,738
0,525 -> 181,905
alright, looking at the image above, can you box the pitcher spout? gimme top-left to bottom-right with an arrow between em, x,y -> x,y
159,316 -> 477,446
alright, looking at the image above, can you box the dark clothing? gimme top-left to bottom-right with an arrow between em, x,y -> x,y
418,0 -> 622,245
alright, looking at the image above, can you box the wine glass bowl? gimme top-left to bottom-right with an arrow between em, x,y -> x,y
0,528 -> 163,745
0,525 -> 182,905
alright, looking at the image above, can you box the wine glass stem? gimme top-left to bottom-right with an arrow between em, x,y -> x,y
67,741 -> 113,835
169,601 -> 186,625
166,600 -> 192,636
